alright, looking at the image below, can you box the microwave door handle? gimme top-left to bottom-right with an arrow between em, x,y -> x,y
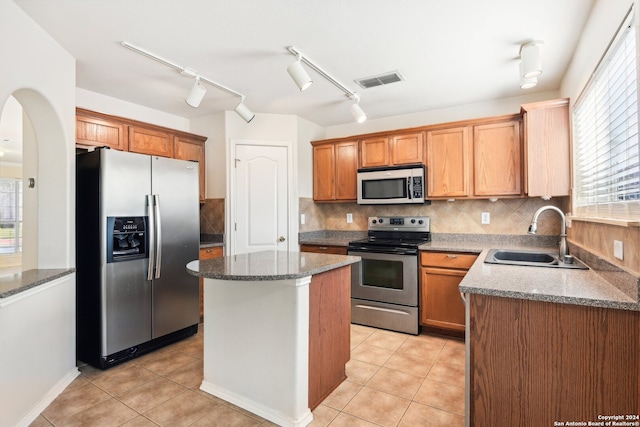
407,179 -> 412,199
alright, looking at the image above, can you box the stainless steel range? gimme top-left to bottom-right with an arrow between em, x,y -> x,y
348,216 -> 431,335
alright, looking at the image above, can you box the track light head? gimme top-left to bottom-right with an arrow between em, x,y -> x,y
235,100 -> 255,123
287,57 -> 313,91
519,62 -> 537,89
186,77 -> 207,107
350,102 -> 367,124
520,41 -> 542,79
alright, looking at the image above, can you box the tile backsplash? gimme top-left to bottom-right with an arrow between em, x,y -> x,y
200,198 -> 225,234
300,197 -> 569,236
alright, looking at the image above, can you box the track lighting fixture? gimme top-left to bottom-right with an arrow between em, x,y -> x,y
520,41 -> 542,79
350,96 -> 367,124
186,77 -> 207,107
286,46 -> 367,124
287,54 -> 313,91
121,41 -> 255,122
234,98 -> 255,123
519,62 -> 537,89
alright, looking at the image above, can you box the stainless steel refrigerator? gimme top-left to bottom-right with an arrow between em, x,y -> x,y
76,148 -> 200,369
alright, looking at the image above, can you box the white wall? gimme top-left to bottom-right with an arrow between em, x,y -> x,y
296,117 -> 324,199
324,90 -> 560,139
0,1 -> 78,425
560,0 -> 634,103
77,88 -> 190,131
190,111 -> 226,198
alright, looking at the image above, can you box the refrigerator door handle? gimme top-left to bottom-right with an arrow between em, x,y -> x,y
146,194 -> 155,281
153,194 -> 162,278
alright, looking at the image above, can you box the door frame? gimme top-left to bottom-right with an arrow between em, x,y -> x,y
227,139 -> 298,256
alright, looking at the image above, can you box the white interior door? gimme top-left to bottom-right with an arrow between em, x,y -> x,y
234,144 -> 289,254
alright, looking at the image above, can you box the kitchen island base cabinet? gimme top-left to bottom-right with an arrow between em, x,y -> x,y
200,265 -> 351,427
467,294 -> 640,427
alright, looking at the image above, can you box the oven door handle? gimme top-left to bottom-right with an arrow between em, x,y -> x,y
355,304 -> 412,316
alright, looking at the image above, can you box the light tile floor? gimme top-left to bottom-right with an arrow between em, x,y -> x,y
31,324 -> 465,426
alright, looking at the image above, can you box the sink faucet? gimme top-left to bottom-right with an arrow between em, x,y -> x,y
528,205 -> 569,259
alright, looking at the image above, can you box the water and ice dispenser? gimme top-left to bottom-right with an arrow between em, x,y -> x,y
107,217 -> 148,263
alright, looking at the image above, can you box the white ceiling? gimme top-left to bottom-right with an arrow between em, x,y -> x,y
9,0 -> 595,134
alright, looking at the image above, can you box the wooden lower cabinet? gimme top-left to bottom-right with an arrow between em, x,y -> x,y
300,244 -> 348,255
308,265 -> 351,410
420,251 -> 477,335
199,246 -> 223,320
468,294 -> 640,426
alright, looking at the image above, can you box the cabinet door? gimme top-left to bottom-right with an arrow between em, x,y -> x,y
313,144 -> 336,201
391,132 -> 424,165
522,99 -> 570,197
426,126 -> 470,198
128,126 -> 174,157
360,137 -> 389,168
420,267 -> 466,331
76,113 -> 127,150
175,136 -> 206,202
335,141 -> 358,200
473,120 -> 521,196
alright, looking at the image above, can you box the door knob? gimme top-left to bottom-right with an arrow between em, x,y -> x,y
278,236 -> 286,242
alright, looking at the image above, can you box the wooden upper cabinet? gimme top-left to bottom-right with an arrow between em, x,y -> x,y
360,133 -> 424,168
334,141 -> 358,200
174,135 -> 207,202
390,132 -> 424,165
472,119 -> 522,197
359,137 -> 389,168
76,109 -> 127,150
128,125 -> 174,158
312,140 -> 357,201
313,144 -> 336,201
426,126 -> 470,198
521,98 -> 570,198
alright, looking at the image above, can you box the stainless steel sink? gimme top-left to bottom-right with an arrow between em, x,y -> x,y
484,249 -> 589,270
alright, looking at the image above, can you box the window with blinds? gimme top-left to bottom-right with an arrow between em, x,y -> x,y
573,9 -> 640,220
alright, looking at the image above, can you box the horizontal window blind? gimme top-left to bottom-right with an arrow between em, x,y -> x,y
573,10 -> 640,219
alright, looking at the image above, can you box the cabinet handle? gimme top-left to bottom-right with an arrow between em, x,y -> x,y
460,292 -> 467,306
319,246 -> 328,250
447,254 -> 458,258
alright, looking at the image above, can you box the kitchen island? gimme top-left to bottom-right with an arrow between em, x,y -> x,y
186,250 -> 360,427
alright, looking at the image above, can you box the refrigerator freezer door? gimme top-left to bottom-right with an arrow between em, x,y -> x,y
151,156 -> 200,338
101,150 -> 152,356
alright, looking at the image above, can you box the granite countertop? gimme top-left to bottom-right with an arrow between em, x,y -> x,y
0,269 -> 75,299
299,231 -> 639,311
187,250 -> 360,281
459,250 -> 638,311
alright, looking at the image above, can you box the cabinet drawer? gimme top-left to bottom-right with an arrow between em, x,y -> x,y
200,246 -> 223,259
420,251 -> 478,269
300,244 -> 348,255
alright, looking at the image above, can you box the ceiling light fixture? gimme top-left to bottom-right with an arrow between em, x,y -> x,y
286,46 -> 366,124
520,41 -> 543,79
121,41 -> 255,123
185,76 -> 207,107
287,54 -> 313,91
234,98 -> 255,123
519,62 -> 537,89
350,96 -> 367,124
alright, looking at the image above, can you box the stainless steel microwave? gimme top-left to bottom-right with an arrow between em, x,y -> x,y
357,165 -> 425,204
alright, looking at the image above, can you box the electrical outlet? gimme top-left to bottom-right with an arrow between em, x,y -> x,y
614,240 -> 624,260
481,212 -> 490,225
346,213 -> 353,223
300,214 -> 305,225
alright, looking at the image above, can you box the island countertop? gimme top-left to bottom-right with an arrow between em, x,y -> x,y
186,250 -> 360,281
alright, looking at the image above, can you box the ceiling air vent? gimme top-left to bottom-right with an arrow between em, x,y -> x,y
355,71 -> 405,89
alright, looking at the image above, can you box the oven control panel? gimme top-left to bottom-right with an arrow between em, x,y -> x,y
369,216 -> 430,231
